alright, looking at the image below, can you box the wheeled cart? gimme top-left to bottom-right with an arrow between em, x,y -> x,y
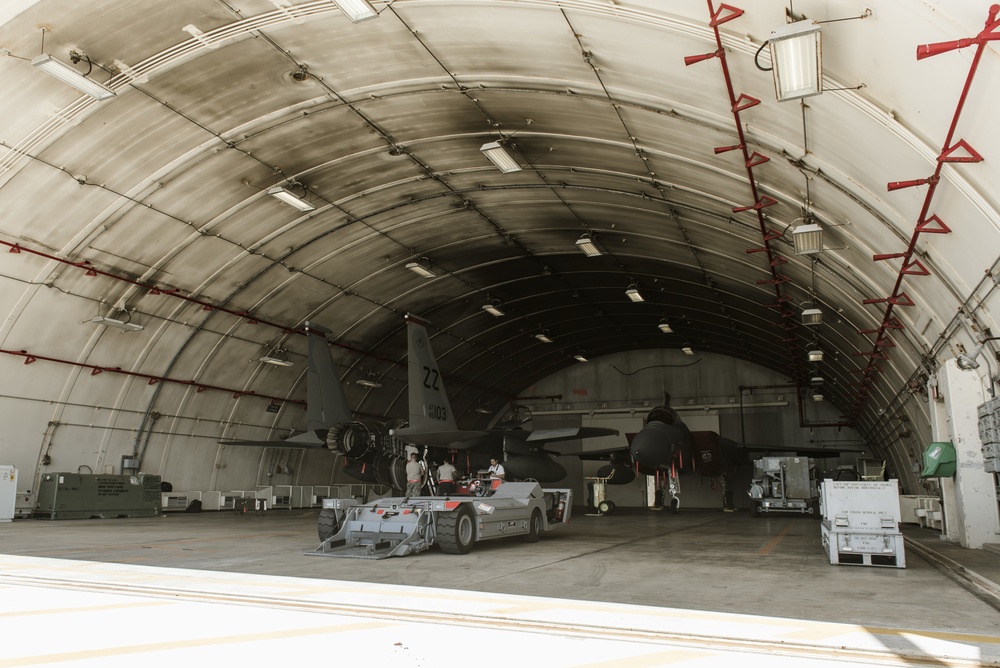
306,482 -> 572,559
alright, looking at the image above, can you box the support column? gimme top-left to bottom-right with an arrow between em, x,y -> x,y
936,359 -> 1000,548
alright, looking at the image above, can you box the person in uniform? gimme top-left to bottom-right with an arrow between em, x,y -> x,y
437,458 -> 457,496
487,457 -> 505,481
405,453 -> 423,497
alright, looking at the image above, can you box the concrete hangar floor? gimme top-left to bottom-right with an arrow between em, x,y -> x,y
2,507 -> 999,667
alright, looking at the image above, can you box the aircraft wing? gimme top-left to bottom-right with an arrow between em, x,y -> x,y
571,446 -> 630,461
219,430 -> 329,449
390,426 -> 492,448
523,426 -> 619,443
738,444 -> 862,459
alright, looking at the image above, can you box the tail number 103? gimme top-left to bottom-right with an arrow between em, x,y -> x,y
425,404 -> 447,421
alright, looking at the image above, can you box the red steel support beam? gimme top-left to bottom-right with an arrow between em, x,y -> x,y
851,4 -> 998,420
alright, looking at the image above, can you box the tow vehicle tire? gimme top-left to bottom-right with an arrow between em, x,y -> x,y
437,504 -> 476,554
523,508 -> 542,543
318,508 -> 340,542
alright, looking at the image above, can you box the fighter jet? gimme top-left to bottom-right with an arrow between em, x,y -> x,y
390,314 -> 619,482
220,321 -> 412,486
579,398 -> 852,511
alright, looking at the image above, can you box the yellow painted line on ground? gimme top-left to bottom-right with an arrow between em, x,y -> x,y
758,524 -> 792,555
0,620 -> 393,667
0,600 -> 172,618
576,649 -> 710,667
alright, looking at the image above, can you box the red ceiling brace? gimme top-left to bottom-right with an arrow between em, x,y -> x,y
916,215 -> 951,234
850,5 -> 996,421
939,139 -> 984,163
709,3 -> 744,26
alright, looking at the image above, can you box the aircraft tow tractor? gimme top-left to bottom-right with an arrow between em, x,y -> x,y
306,481 -> 572,559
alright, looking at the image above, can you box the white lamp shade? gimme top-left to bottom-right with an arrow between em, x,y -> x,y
768,20 -> 822,101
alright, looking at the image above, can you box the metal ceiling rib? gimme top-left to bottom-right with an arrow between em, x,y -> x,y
0,0 -> 997,464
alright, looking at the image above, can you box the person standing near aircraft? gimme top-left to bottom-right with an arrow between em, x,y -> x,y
487,457 -> 505,481
437,458 -> 457,495
405,453 -> 423,497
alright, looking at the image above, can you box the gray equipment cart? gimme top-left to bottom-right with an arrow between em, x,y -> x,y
307,481 -> 572,559
748,456 -> 819,516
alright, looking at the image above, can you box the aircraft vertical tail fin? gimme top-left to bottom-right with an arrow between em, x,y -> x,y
404,314 -> 458,433
304,322 -> 353,430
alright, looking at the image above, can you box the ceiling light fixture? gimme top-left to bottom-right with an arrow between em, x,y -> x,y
791,223 -> 824,255
356,378 -> 382,388
681,345 -> 694,356
535,332 -> 553,344
32,53 -> 116,100
267,184 -> 315,212
405,261 -> 435,278
574,353 -> 588,363
625,284 -> 644,302
259,345 -> 293,366
768,20 -> 822,101
810,376 -> 824,386
90,315 -> 143,332
808,349 -> 824,362
658,319 -> 673,334
479,141 -> 522,173
955,336 -> 1000,371
482,298 -> 505,317
812,393 -> 824,402
575,235 -> 602,257
331,0 -> 378,22
802,308 -> 823,326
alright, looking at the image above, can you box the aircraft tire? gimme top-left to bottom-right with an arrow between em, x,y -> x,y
523,508 -> 542,543
437,505 -> 476,555
670,497 -> 679,514
750,501 -> 759,518
598,499 -> 614,515
318,508 -> 340,542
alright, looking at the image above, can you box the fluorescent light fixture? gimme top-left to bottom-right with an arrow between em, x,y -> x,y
266,185 -> 315,211
802,308 -> 823,326
535,332 -> 553,344
482,302 -> 505,317
791,223 -> 823,254
768,20 -> 822,102
626,285 -> 644,302
812,393 -> 824,402
32,54 -> 116,100
332,0 -> 378,22
356,378 -> 382,388
480,141 -> 522,173
475,406 -> 492,415
575,235 -> 602,257
808,349 -> 824,362
574,354 -> 588,363
259,356 -> 293,367
657,319 -> 673,334
406,261 -> 435,278
681,346 -> 694,356
90,316 -> 143,332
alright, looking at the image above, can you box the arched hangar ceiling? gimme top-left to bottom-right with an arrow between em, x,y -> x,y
1,0 -> 999,448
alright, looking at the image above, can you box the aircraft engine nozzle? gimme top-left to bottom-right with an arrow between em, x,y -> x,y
327,422 -> 374,460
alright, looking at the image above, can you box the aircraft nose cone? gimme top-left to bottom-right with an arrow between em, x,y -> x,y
629,421 -> 683,469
